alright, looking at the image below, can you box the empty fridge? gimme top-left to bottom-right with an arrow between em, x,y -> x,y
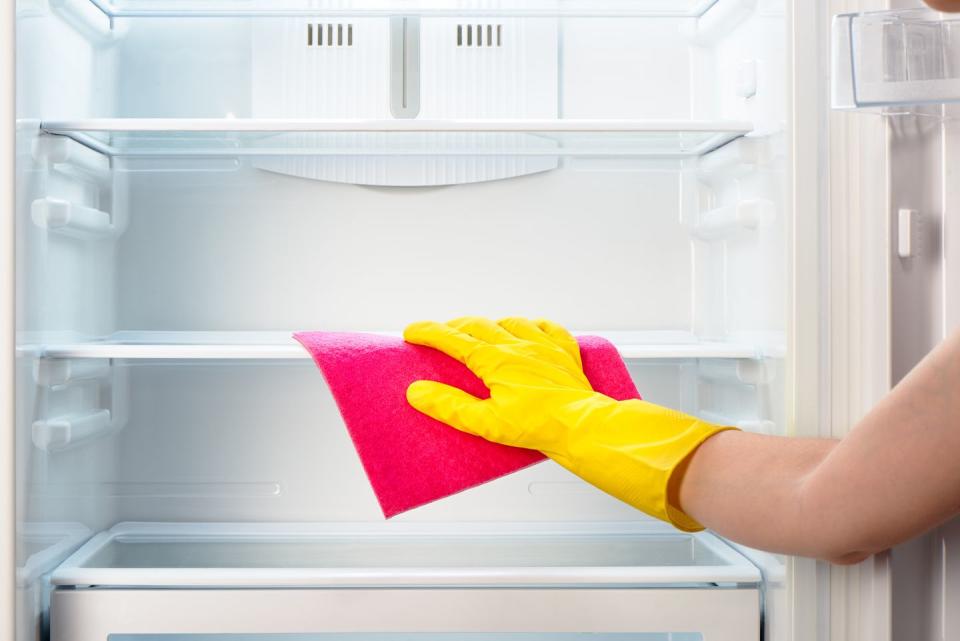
7,0 -> 959,640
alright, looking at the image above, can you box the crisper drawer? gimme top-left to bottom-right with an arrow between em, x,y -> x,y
49,523 -> 761,641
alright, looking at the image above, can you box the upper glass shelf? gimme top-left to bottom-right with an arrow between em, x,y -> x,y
87,0 -> 720,18
39,119 -> 752,159
833,8 -> 960,110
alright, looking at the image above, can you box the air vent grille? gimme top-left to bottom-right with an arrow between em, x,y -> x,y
307,23 -> 354,47
457,24 -> 502,47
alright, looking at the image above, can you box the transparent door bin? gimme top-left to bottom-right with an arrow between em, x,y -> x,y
50,523 -> 761,641
833,9 -> 960,110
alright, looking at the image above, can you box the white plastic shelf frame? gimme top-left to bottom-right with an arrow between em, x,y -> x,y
85,0 -> 721,18
39,119 -> 753,159
49,522 -> 761,641
18,330 -> 773,361
833,8 -> 960,110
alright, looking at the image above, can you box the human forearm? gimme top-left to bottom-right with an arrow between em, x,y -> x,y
795,329 -> 960,561
680,329 -> 960,563
677,431 -> 841,558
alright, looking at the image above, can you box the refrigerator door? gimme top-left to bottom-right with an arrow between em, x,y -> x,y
829,1 -> 960,640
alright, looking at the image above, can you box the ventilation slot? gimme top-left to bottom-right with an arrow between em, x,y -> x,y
307,23 -> 354,47
457,24 -> 502,47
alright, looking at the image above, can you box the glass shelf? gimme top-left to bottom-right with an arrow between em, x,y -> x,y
19,330 -> 771,361
39,119 -> 753,159
87,0 -> 720,18
833,8 -> 960,110
51,521 -> 761,587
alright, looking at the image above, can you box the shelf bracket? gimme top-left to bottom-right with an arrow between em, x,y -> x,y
31,197 -> 114,239
32,359 -> 129,452
692,199 -> 775,241
34,134 -> 113,184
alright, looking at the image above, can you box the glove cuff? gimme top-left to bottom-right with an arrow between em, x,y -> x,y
553,398 -> 738,532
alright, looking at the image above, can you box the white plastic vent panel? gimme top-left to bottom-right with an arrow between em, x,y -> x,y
251,18 -> 558,186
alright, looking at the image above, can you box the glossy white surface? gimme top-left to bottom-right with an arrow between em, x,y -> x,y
51,588 -> 759,641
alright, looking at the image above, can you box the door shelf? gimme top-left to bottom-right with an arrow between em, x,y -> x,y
39,119 -> 753,159
51,521 -> 761,587
18,331 -> 774,361
86,0 -> 720,18
833,8 -> 960,110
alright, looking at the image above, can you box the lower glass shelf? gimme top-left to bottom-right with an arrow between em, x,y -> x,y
51,521 -> 761,588
18,330 -> 774,361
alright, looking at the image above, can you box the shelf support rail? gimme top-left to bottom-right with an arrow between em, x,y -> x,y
31,360 -> 129,452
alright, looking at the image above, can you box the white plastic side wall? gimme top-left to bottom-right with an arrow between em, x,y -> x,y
13,3 -> 119,641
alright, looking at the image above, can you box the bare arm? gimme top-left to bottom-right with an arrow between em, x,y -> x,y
678,328 -> 960,564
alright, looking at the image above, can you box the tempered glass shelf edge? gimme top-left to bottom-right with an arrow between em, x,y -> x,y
51,521 -> 761,587
40,119 -> 752,158
42,118 -> 753,132
23,332 -> 768,361
90,0 -> 721,18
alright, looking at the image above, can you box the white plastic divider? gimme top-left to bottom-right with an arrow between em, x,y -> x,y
20,330 -> 772,361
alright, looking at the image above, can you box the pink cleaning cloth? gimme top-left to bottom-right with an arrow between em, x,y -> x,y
294,331 -> 642,518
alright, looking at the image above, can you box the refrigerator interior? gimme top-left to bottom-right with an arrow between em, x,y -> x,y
14,0 -> 791,639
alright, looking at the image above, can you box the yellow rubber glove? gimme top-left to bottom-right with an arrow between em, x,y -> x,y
404,316 -> 737,532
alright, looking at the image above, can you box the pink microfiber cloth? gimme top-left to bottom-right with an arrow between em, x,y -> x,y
294,331 -> 642,517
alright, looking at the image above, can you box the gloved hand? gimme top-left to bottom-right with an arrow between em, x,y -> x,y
404,316 -> 737,532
